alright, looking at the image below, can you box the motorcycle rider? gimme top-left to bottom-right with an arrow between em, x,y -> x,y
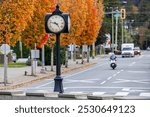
110,53 -> 117,69
110,53 -> 117,61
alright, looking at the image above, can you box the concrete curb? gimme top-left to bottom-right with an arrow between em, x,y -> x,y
0,62 -> 96,90
0,91 -> 150,100
87,94 -> 123,100
113,96 -> 150,100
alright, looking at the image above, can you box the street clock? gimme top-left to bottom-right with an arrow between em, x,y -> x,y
47,15 -> 65,33
45,7 -> 70,34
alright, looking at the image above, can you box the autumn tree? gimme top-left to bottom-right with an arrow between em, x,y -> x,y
58,0 -> 87,47
0,0 -> 35,46
53,0 -> 87,65
52,0 -> 104,63
21,0 -> 55,49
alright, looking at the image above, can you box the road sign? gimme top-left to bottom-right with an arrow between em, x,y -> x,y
0,44 -> 11,54
114,10 -> 120,17
31,50 -> 40,59
114,13 -> 120,17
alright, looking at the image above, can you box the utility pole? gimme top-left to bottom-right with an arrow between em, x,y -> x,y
115,16 -> 118,51
122,20 -> 124,44
114,9 -> 119,51
120,8 -> 126,44
111,8 -> 114,52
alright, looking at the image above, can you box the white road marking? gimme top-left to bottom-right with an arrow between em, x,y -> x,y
115,92 -> 129,96
64,79 -> 95,83
107,77 -> 112,80
106,70 -> 123,81
122,88 -> 130,91
113,79 -> 150,84
35,81 -> 54,89
100,81 -> 106,85
92,92 -> 106,95
140,93 -> 150,97
127,71 -> 149,74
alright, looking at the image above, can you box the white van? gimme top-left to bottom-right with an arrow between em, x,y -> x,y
121,43 -> 134,57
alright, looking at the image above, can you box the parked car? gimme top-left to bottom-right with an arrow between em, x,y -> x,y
133,47 -> 141,55
11,53 -> 17,62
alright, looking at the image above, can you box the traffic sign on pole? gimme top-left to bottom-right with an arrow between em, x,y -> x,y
0,44 -> 11,55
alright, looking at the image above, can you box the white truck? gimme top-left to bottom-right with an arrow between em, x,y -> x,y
121,43 -> 134,57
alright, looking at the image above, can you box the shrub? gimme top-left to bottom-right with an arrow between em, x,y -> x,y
26,59 -> 42,66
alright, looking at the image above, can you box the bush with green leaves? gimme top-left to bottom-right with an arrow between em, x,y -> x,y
26,59 -> 42,66
40,44 -> 65,65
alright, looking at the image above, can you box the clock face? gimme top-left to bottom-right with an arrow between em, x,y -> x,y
47,15 -> 65,33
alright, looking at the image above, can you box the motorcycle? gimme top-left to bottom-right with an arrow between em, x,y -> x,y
110,59 -> 117,69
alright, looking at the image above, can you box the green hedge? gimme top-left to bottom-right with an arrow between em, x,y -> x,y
39,44 -> 65,65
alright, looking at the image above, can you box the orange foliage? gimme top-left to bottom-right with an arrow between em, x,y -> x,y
58,0 -> 87,46
22,0 -> 56,48
0,0 -> 35,46
75,0 -> 104,46
57,0 -> 104,46
46,34 -> 56,48
0,0 -> 104,48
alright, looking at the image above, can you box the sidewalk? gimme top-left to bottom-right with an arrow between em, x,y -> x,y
0,57 -> 101,90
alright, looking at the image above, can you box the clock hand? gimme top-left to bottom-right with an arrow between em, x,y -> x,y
50,22 -> 59,26
50,22 -> 60,29
54,22 -> 60,29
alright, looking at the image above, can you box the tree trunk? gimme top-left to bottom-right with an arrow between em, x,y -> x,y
81,45 -> 84,64
65,46 -> 68,68
92,42 -> 95,59
87,46 -> 90,63
51,45 -> 54,71
73,43 -> 76,61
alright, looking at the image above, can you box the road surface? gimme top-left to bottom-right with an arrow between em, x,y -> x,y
18,51 -> 150,97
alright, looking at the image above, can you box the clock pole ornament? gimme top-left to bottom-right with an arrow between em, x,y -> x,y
45,5 -> 70,93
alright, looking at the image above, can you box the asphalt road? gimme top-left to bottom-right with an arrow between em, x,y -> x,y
18,51 -> 150,97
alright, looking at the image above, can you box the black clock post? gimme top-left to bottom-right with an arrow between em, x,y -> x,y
53,5 -> 64,93
54,33 -> 63,93
45,4 -> 70,93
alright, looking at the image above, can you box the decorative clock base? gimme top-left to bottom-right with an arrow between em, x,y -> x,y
54,76 -> 64,93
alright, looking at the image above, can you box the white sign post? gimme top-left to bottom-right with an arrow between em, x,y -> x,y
31,49 -> 40,75
0,44 -> 10,86
0,44 -> 10,55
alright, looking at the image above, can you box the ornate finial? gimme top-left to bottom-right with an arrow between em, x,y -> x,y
56,4 -> 59,9
52,4 -> 62,15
